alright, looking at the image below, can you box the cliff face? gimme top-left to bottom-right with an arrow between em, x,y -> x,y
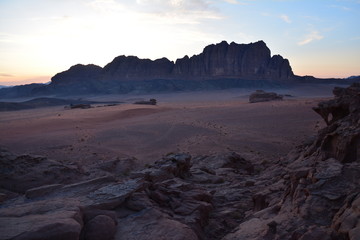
51,64 -> 102,86
172,41 -> 293,80
51,40 -> 294,85
101,56 -> 174,81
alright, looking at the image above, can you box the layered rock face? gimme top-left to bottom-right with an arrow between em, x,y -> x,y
101,56 -> 174,81
51,64 -> 102,86
50,41 -> 294,86
172,41 -> 293,81
224,83 -> 360,239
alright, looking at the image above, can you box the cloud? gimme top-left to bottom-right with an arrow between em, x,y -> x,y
88,0 -> 222,24
351,36 -> 360,40
222,0 -> 247,4
0,32 -> 17,43
0,73 -> 14,77
88,0 -> 126,13
222,0 -> 254,5
298,30 -> 324,45
223,0 -> 238,3
279,14 -> 291,23
135,0 -> 221,20
236,32 -> 257,43
330,4 -> 351,11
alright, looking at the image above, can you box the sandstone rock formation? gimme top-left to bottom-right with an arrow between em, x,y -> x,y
52,41 -> 294,85
51,64 -> 102,86
224,83 -> 360,239
249,90 -> 283,103
134,98 -> 157,105
101,56 -> 174,81
172,41 -> 293,81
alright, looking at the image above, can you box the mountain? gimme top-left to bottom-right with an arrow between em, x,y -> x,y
52,40 -> 294,85
0,40 -> 356,98
171,40 -> 293,81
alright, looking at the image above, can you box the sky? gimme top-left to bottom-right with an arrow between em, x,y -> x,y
0,0 -> 359,86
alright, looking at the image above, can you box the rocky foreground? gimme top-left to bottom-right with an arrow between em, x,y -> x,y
0,83 -> 359,240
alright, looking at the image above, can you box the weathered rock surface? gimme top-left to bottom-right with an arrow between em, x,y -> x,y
172,41 -> 293,81
224,83 -> 360,239
0,147 -> 258,240
82,214 -> 117,240
0,150 -> 85,194
0,83 -> 359,239
63,41 -> 292,84
116,208 -> 199,240
249,89 -> 283,103
51,64 -> 102,86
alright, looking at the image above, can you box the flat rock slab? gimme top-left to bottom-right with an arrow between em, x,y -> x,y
116,208 -> 199,240
0,209 -> 82,240
0,178 -> 143,240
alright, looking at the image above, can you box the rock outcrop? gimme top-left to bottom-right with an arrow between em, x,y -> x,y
249,90 -> 283,103
224,83 -> 360,239
101,56 -> 174,81
51,64 -> 102,86
172,41 -> 293,81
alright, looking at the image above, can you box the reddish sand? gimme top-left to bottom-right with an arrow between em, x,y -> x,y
0,89 -> 328,169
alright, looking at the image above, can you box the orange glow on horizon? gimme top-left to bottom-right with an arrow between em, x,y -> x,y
0,75 -> 51,86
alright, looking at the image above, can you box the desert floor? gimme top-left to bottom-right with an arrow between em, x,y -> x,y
0,87 -> 332,169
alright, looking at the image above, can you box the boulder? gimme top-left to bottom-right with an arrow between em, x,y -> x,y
249,90 -> 283,103
0,198 -> 83,240
134,98 -> 157,105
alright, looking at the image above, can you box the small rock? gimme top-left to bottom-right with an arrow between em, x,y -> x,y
249,90 -> 283,103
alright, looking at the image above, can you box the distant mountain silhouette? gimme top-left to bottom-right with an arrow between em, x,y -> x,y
51,41 -> 294,84
0,41 -> 357,98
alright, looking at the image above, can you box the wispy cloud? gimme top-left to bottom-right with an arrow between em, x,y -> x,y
351,36 -> 360,40
222,0 -> 250,5
236,32 -> 257,43
88,0 -> 126,13
88,0 -> 222,24
0,32 -> 16,43
0,73 -> 14,77
298,30 -> 324,45
279,14 -> 291,23
330,4 -> 352,11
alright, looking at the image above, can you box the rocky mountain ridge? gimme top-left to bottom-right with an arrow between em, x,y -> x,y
94,40 -> 293,82
0,41 -> 297,97
51,41 -> 294,86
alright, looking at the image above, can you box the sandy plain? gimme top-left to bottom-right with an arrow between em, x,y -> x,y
0,86 -> 334,170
